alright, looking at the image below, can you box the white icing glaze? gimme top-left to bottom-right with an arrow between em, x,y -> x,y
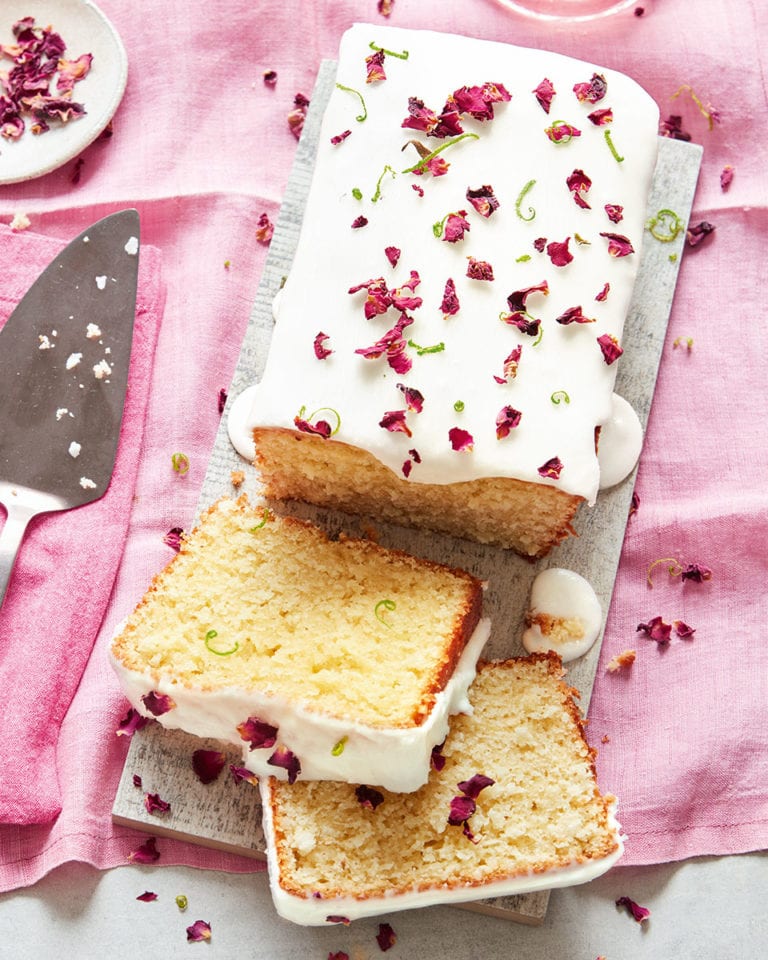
243,24 -> 659,505
597,392 -> 643,489
522,567 -> 602,662
109,617 -> 491,794
260,785 -> 624,925
228,383 -> 259,460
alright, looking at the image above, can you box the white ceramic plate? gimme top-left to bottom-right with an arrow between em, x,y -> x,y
0,0 -> 127,185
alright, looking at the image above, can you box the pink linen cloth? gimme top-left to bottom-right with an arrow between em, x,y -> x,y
0,0 -> 766,890
0,224 -> 164,825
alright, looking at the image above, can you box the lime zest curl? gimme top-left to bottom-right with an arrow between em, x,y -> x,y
372,164 -> 396,202
336,82 -> 367,122
551,390 -> 571,405
171,452 -> 190,475
369,40 -> 409,59
603,129 -> 624,163
647,208 -> 684,243
375,598 -> 396,627
515,179 -> 537,221
407,338 -> 445,356
205,629 -> 240,657
672,84 -> 719,130
249,507 -> 272,531
297,404 -> 342,436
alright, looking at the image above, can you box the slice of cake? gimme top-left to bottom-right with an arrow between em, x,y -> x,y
235,23 -> 660,557
260,653 -> 623,925
109,496 -> 489,792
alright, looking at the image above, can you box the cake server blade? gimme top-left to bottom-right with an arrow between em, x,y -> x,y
0,209 -> 140,608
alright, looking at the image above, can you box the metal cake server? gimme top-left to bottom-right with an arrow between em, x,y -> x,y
0,209 -> 140,609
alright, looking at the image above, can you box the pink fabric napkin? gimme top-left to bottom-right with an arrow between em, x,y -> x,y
0,224 -> 164,825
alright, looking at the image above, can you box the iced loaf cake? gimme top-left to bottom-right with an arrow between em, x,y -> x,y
237,24 -> 660,557
109,496 -> 489,792
260,653 -> 623,925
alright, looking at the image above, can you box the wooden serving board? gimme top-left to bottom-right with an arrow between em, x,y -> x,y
113,61 -> 703,925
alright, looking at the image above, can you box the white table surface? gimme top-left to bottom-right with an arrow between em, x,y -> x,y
2,852 -> 765,957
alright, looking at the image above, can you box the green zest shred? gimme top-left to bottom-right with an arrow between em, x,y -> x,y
514,179 -> 537,221
175,895 -> 188,911
401,132 -> 479,175
407,338 -> 445,356
647,208 -> 684,243
352,186 -> 363,200
335,82 -> 368,122
171,452 -> 190,475
551,390 -> 571,405
331,736 -> 348,757
205,629 -> 240,657
603,129 -> 624,163
249,508 -> 271,532
372,164 -> 396,202
369,40 -> 409,59
375,598 -> 396,627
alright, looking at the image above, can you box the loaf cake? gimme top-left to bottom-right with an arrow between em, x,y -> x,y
260,653 -> 623,925
109,496 -> 489,792
234,23 -> 660,557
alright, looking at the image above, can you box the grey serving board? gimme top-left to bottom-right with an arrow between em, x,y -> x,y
113,60 -> 703,925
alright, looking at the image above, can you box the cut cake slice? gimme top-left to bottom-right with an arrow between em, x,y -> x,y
109,496 -> 489,792
260,653 -> 623,925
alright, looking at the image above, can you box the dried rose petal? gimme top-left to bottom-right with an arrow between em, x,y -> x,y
720,165 -> 734,191
566,169 -> 592,209
230,764 -> 259,786
378,0 -> 394,14
430,741 -> 446,771
573,73 -> 607,104
218,387 -> 228,414
458,774 -> 495,799
442,210 -> 471,243
680,563 -> 712,583
449,427 -> 474,452
616,896 -> 651,923
507,281 -> 549,312
313,331 -> 333,359
401,459 -> 413,478
365,49 -> 386,84
636,615 -> 672,644
686,220 -> 715,248
533,77 -> 556,113
384,245 -> 401,268
629,491 -> 640,516
348,276 -> 392,319
659,114 -> 691,141
127,837 -> 160,864
597,333 -> 623,365
547,237 -> 573,267
192,749 -> 227,784
141,691 -> 176,717
237,716 -> 278,749
351,215 -> 369,229
595,282 -> 610,302
600,232 -> 634,257
533,236 -> 547,253
496,406 -> 522,439
448,795 -> 476,824
588,107 -> 613,125
144,792 -> 171,815
379,410 -> 412,437
544,121 -> 581,143
330,129 -> 351,145
441,277 -> 460,316
255,212 -> 274,244
326,916 -> 351,925
500,312 -> 540,337
390,270 -> 423,312
376,922 -> 397,951
268,745 -> 301,784
466,257 -> 494,281
466,184 -> 499,218
355,784 -> 385,810
186,920 -> 212,942
396,383 -> 424,413
294,415 -> 332,438
495,344 -> 522,384
263,69 -> 277,87
556,305 -> 595,325
604,204 -> 624,223
538,457 -> 563,480
133,774 -> 143,789
287,92 -> 309,139
401,96 -> 441,135
116,707 -> 149,737
674,620 -> 696,639
355,314 -> 413,375
163,526 -> 183,552
136,891 -> 158,902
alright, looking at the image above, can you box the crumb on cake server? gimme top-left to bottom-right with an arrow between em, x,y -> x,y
234,23 -> 660,558
109,496 -> 489,792
260,653 -> 624,925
